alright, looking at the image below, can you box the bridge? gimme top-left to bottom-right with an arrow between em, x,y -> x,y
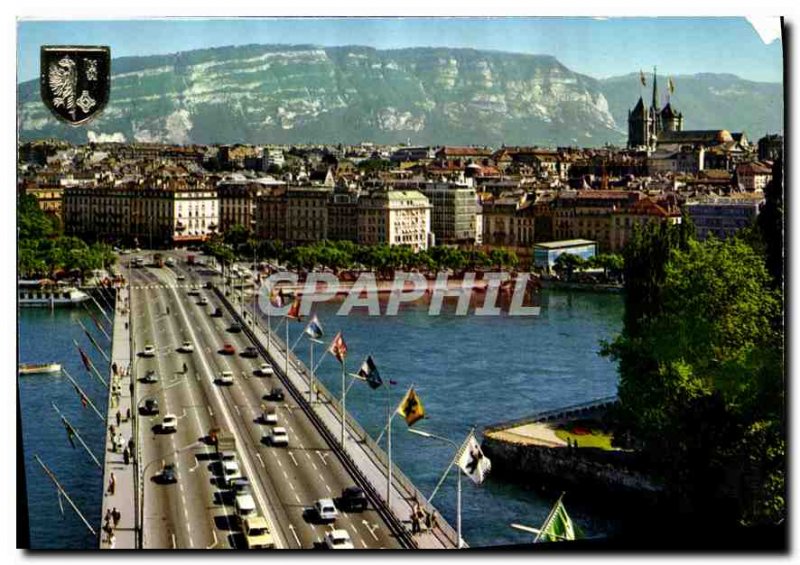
99,250 -> 459,550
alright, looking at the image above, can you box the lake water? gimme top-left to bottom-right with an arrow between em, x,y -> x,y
19,288 -> 624,548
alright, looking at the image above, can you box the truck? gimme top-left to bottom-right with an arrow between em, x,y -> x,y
208,427 -> 236,458
153,253 -> 164,268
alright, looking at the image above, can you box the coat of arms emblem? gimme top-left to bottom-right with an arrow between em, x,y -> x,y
40,45 -> 110,125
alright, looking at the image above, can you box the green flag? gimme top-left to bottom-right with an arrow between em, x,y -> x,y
538,499 -> 583,543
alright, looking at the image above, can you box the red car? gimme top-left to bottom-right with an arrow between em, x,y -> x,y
220,344 -> 236,355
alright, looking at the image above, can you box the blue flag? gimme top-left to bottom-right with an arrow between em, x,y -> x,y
304,314 -> 324,340
358,355 -> 383,390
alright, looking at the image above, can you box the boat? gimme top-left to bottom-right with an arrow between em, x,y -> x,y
19,362 -> 62,375
18,280 -> 90,307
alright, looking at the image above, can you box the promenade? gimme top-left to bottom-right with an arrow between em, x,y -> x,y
99,283 -> 136,549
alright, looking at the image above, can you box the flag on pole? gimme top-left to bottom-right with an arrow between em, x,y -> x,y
304,314 -> 324,340
89,311 -> 105,334
639,69 -> 646,87
287,298 -> 302,321
456,432 -> 492,485
77,346 -> 92,372
73,384 -> 88,408
269,288 -> 283,308
82,328 -> 102,354
396,387 -> 425,426
63,419 -> 76,448
537,498 -> 583,543
329,332 -> 348,364
668,77 -> 675,94
357,355 -> 383,389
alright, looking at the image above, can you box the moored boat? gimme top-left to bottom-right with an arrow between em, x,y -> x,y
19,362 -> 62,375
18,280 -> 90,307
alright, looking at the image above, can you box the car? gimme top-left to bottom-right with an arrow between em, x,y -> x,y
228,322 -> 243,334
220,344 -> 236,355
176,274 -> 186,281
219,450 -> 237,462
338,486 -> 368,512
142,344 -> 156,357
204,281 -> 212,288
159,463 -> 177,484
165,257 -> 176,267
161,414 -> 178,433
222,460 -> 242,486
313,498 -> 339,522
142,369 -> 159,384
264,426 -> 288,447
267,387 -> 284,401
241,346 -> 258,358
197,296 -> 209,305
235,493 -> 257,525
324,529 -> 354,550
177,340 -> 194,353
229,477 -> 251,494
211,307 -> 223,317
187,286 -> 200,296
141,398 -> 159,415
257,363 -> 274,377
263,410 -> 278,425
243,516 -> 275,549
218,370 -> 234,385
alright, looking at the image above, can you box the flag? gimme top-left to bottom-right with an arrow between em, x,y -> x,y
77,346 -> 92,372
357,355 -> 383,390
639,69 -> 646,87
269,288 -> 283,308
668,77 -> 675,94
286,298 -> 301,321
63,419 -> 76,448
456,432 -> 492,485
538,499 -> 583,543
73,384 -> 88,408
396,387 -> 425,426
329,332 -> 347,364
304,314 -> 324,340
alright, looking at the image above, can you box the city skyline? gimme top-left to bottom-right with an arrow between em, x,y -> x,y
17,17 -> 784,84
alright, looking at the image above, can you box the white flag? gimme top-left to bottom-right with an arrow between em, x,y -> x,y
456,432 -> 491,485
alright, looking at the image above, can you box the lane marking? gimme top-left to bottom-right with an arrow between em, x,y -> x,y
288,525 -> 302,548
206,527 -> 218,550
171,533 -> 177,549
288,452 -> 298,466
255,453 -> 265,468
316,452 -> 328,466
207,405 -> 214,417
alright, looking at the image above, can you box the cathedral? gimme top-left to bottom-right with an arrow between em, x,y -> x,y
627,68 -> 684,150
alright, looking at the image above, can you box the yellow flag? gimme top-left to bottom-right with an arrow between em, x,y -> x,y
668,77 -> 675,94
639,70 -> 646,87
396,387 -> 425,426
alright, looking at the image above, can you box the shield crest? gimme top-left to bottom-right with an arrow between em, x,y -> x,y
40,45 -> 110,126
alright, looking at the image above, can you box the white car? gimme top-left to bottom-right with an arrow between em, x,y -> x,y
142,344 -> 156,357
223,460 -> 242,486
218,370 -> 234,385
313,498 -> 339,522
258,363 -> 274,377
176,274 -> 186,281
178,340 -> 194,353
264,426 -> 288,447
324,529 -> 354,550
263,410 -> 278,425
161,414 -> 178,433
165,257 -> 176,266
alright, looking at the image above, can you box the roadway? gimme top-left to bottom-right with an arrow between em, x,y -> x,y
128,252 -> 401,549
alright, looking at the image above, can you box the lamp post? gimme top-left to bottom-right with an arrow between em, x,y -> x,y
407,428 -> 464,549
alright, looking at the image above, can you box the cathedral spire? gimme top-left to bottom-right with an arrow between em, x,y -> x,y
651,66 -> 658,111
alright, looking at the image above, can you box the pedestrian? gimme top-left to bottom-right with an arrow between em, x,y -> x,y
112,362 -> 118,375
107,473 -> 116,496
108,531 -> 116,549
112,507 -> 121,527
116,410 -> 122,427
126,407 -> 131,421
123,447 -> 130,465
104,508 -> 112,525
129,381 -> 134,396
125,321 -> 129,330
128,437 -> 135,452
183,362 -> 187,374
109,423 -> 116,436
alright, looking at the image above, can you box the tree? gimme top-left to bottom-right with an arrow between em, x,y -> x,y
758,157 -> 784,291
553,252 -> 585,280
223,223 -> 251,248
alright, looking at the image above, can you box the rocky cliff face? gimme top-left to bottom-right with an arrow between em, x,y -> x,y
18,44 -> 782,147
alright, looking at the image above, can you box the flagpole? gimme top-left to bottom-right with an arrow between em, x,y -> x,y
341,357 -> 346,449
73,339 -> 108,388
77,319 -> 111,363
387,381 -> 392,511
534,492 -> 566,544
266,297 -> 271,353
457,465 -> 462,549
33,455 -> 97,537
52,402 -> 102,469
62,368 -> 105,421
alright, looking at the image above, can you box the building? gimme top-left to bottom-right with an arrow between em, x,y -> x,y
552,190 -> 640,252
217,181 -> 264,234
480,193 -> 537,250
609,197 -> 682,252
533,239 -> 598,272
736,162 -> 773,192
285,186 -> 331,245
628,68 -> 683,150
357,189 -> 431,251
327,185 -> 361,242
758,134 -> 783,162
684,196 -> 763,241
419,182 -> 478,245
22,183 -> 64,218
254,187 -> 287,241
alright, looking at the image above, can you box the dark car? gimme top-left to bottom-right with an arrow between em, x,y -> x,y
268,387 -> 285,401
141,398 -> 159,415
204,281 -> 213,289
228,322 -> 243,333
212,307 -> 223,317
241,346 -> 258,358
338,486 -> 367,512
159,463 -> 177,484
220,344 -> 236,355
229,477 -> 251,493
141,369 -> 159,384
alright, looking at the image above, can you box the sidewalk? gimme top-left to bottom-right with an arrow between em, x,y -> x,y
99,284 -> 136,549
237,305 -> 460,549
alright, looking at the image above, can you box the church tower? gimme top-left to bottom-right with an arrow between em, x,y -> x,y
627,97 -> 651,149
627,66 -> 683,150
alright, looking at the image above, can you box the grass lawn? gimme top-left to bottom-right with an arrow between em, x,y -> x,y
554,425 -> 615,450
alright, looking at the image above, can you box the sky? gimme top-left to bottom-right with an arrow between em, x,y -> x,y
16,17 -> 783,84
